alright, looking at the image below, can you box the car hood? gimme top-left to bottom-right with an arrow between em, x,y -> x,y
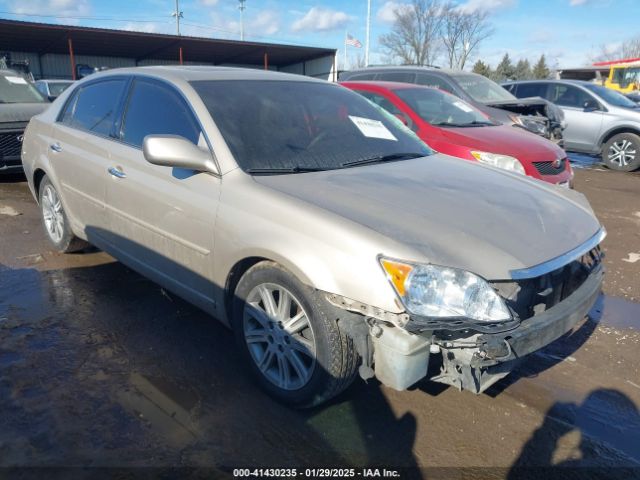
484,96 -> 564,124
439,124 -> 565,161
254,155 -> 601,280
0,103 -> 49,125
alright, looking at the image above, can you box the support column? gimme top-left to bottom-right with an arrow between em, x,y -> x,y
264,52 -> 268,70
68,37 -> 76,80
179,46 -> 184,65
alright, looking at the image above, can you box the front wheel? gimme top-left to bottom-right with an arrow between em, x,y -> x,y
232,261 -> 359,408
602,133 -> 640,171
39,176 -> 88,253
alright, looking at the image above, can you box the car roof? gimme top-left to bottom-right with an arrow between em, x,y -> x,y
77,65 -> 328,84
38,79 -> 74,83
344,66 -> 476,77
340,80 -> 433,90
503,79 -> 594,87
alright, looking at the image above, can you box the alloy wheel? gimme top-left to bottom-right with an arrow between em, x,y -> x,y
243,283 -> 316,391
609,139 -> 637,167
41,184 -> 64,244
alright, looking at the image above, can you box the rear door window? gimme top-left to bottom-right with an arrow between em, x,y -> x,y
514,83 -> 548,98
549,83 -> 592,108
345,73 -> 377,81
416,74 -> 455,94
63,79 -> 127,136
120,78 -> 202,148
378,72 -> 416,83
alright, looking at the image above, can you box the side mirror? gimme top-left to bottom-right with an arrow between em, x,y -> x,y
143,135 -> 218,174
583,100 -> 599,112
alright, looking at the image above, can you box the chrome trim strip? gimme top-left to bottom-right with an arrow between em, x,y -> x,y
509,227 -> 606,280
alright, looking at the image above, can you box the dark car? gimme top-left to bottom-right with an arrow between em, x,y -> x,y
339,66 -> 565,143
34,79 -> 74,101
0,69 -> 48,173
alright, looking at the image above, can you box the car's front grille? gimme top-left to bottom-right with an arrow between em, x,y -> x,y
0,130 -> 24,161
533,158 -> 567,176
492,245 -> 603,321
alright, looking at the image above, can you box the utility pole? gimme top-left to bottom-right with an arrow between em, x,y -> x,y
172,0 -> 183,36
344,30 -> 348,71
238,0 -> 246,41
365,0 -> 371,66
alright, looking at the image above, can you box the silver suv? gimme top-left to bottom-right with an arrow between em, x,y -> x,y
503,80 -> 640,171
22,67 -> 605,407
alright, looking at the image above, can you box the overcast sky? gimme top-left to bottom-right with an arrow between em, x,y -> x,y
0,0 -> 638,69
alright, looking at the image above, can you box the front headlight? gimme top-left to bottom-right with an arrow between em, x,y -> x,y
511,114 -> 547,135
380,259 -> 511,322
470,151 -> 526,175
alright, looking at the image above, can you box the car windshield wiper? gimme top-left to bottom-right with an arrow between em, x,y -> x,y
432,121 -> 493,127
341,152 -> 426,168
245,166 -> 327,175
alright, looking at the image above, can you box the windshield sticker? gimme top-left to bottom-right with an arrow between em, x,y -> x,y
349,115 -> 397,141
453,101 -> 474,113
5,76 -> 27,85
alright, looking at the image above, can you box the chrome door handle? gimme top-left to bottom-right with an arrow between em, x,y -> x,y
108,166 -> 127,179
50,143 -> 62,153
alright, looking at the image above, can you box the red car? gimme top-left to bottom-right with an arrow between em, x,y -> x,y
340,81 -> 573,187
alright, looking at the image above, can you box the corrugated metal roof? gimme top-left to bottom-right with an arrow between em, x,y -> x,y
0,19 -> 336,67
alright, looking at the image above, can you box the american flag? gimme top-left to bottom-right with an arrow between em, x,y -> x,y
346,34 -> 362,48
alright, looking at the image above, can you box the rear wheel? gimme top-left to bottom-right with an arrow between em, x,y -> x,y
232,261 -> 359,408
602,133 -> 640,171
39,176 -> 87,253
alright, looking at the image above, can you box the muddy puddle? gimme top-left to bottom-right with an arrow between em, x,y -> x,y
589,294 -> 640,329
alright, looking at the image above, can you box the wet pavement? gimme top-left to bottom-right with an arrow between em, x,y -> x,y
1,170 -> 639,479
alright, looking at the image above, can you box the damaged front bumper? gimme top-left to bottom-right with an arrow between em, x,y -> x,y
332,262 -> 603,395
430,263 -> 603,393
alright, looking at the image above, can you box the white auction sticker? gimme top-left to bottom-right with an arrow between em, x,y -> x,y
5,76 -> 27,85
349,115 -> 397,141
453,101 -> 474,113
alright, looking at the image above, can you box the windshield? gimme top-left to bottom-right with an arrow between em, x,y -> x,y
615,66 -> 640,86
49,82 -> 72,97
0,74 -> 47,103
394,87 -> 494,127
191,80 -> 432,173
452,73 -> 516,103
582,83 -> 638,109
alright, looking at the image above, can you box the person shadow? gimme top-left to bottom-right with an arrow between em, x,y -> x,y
508,388 -> 640,480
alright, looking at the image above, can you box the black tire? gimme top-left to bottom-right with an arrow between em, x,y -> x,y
232,261 -> 359,408
38,176 -> 88,253
602,132 -> 640,172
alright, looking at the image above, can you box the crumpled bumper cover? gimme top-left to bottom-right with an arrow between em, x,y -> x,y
471,263 -> 604,368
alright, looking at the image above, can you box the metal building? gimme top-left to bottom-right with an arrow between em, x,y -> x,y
0,19 -> 337,81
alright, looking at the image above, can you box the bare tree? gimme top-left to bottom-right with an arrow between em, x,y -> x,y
591,35 -> 640,62
379,0 -> 445,66
441,4 -> 493,69
621,36 -> 640,58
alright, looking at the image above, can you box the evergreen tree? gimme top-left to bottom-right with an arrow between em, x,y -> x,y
495,53 -> 515,81
514,59 -> 532,80
532,54 -> 550,79
472,59 -> 492,78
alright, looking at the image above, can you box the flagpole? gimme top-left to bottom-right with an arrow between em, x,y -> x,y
365,0 -> 371,66
344,30 -> 348,71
